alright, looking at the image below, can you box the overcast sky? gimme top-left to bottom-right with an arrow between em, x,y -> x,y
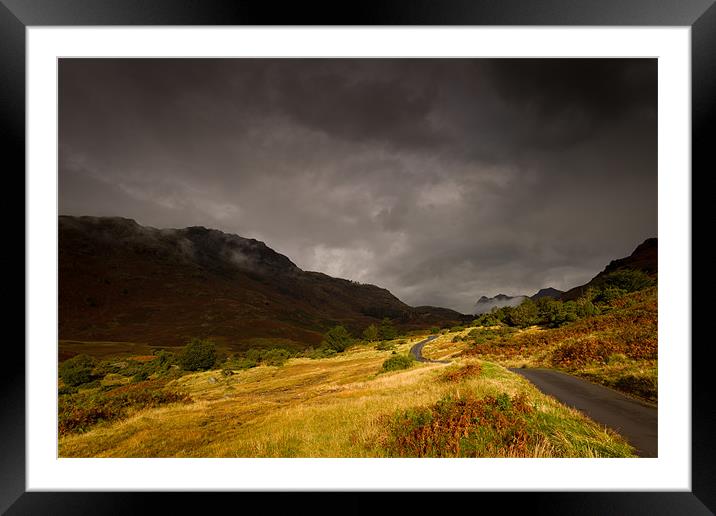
59,58 -> 657,313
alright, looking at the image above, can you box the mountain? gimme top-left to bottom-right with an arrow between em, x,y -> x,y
59,216 -> 469,349
561,238 -> 658,301
474,293 -> 528,315
530,287 -> 564,301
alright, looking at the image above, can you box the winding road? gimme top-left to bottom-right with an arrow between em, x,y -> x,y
409,335 -> 450,363
408,336 -> 657,457
510,368 -> 658,457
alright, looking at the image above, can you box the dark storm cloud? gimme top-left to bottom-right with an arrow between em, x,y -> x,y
59,58 -> 657,313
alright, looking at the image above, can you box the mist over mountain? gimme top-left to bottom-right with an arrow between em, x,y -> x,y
59,59 -> 657,315
59,216 -> 468,349
472,238 -> 656,314
473,294 -> 528,315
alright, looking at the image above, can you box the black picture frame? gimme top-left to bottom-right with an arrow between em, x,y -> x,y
4,1 -> 713,513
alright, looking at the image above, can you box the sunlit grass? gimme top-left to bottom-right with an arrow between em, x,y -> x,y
59,334 -> 635,458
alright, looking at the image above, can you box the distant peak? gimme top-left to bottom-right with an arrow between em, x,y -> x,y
531,287 -> 564,300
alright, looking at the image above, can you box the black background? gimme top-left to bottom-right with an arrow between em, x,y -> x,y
2,0 -> 714,514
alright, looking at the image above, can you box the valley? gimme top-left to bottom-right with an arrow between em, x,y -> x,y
58,216 -> 658,458
58,331 -> 637,458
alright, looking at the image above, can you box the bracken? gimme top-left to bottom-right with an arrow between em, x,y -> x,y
59,379 -> 192,435
383,392 -> 535,457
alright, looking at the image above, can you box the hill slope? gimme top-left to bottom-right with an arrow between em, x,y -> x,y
561,238 -> 657,301
59,216 -> 468,349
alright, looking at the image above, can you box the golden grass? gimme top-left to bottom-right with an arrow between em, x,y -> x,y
59,334 -> 635,458
420,330 -> 472,360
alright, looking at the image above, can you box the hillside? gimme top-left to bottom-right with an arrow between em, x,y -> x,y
59,216 -> 468,350
465,287 -> 658,402
561,238 -> 657,301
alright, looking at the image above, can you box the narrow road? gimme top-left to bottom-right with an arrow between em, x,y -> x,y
510,368 -> 658,457
409,335 -> 450,363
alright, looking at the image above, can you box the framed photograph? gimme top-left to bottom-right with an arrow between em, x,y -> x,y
6,0 -> 713,513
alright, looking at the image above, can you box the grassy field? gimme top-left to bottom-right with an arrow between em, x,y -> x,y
59,335 -> 635,458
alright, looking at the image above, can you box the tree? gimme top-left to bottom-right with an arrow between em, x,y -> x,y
179,338 -> 217,371
536,297 -> 578,327
322,325 -> 354,352
363,324 -> 379,342
59,354 -> 95,386
506,299 -> 538,327
536,297 -> 564,327
473,311 -> 502,327
491,306 -> 511,324
575,296 -> 599,318
378,318 -> 398,340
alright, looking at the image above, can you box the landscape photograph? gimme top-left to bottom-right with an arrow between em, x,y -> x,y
57,58 -> 657,458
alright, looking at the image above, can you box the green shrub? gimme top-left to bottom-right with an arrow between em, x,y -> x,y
376,340 -> 396,351
363,324 -> 379,342
469,327 -> 514,345
596,286 -> 628,305
179,338 -> 217,371
575,297 -> 599,318
59,354 -> 96,387
381,354 -> 415,372
379,318 -> 398,340
472,312 -> 503,326
245,348 -> 264,363
600,269 -> 654,293
117,351 -> 176,381
322,325 -> 354,352
263,348 -> 291,367
536,298 -> 578,328
307,346 -> 338,359
154,350 -> 175,366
